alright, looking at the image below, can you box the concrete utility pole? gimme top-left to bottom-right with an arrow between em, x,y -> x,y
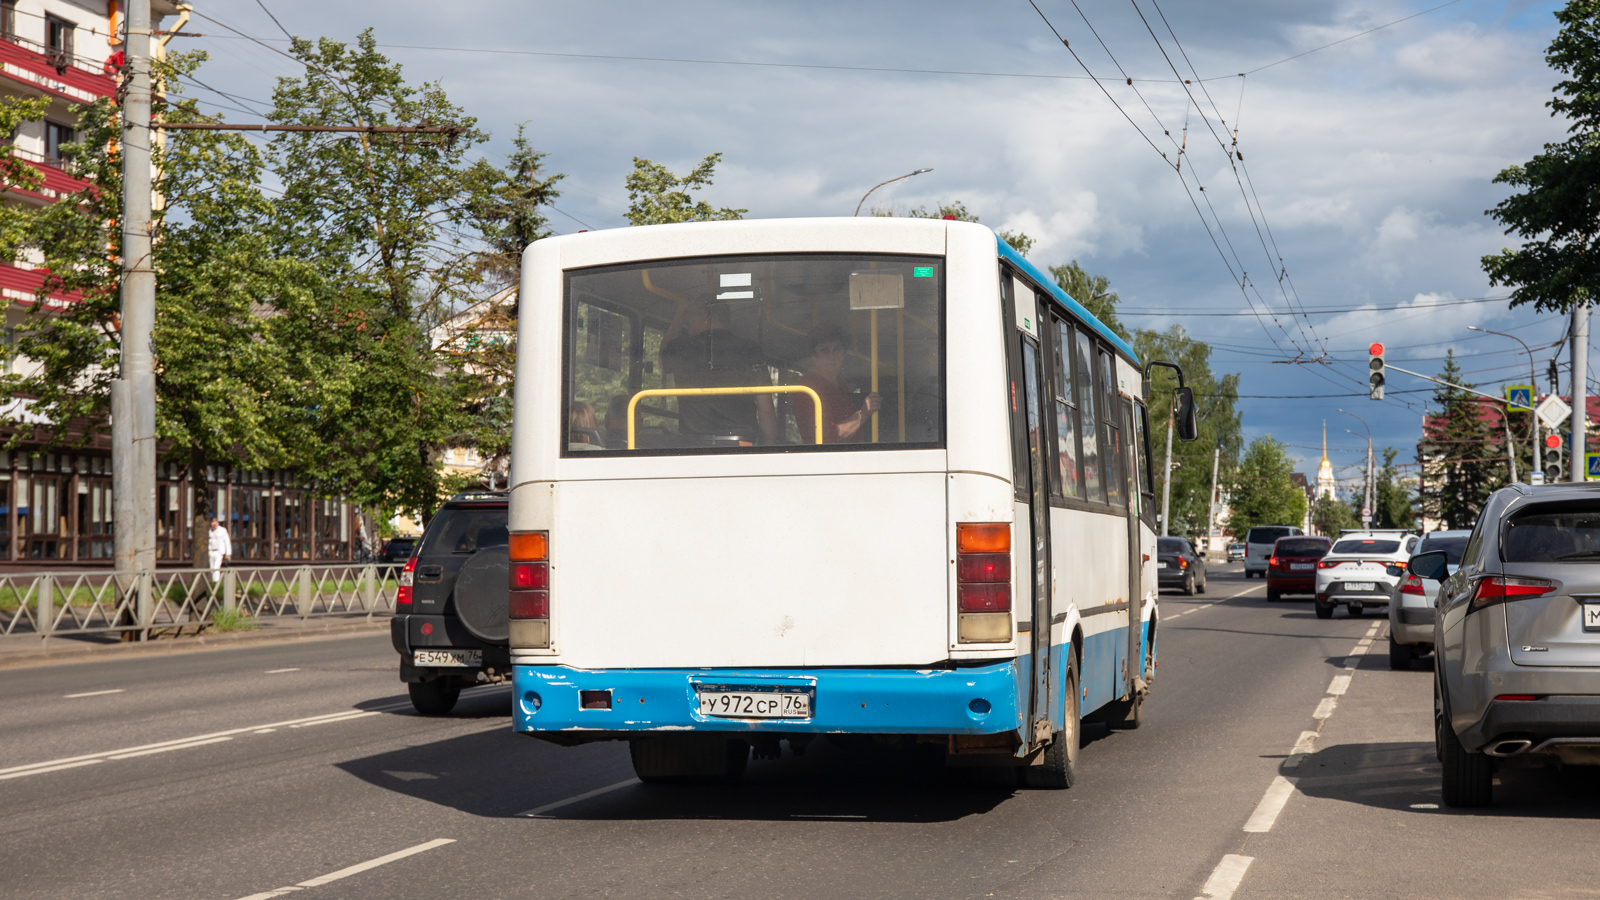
1160,406 -> 1174,537
1206,445 -> 1220,555
112,0 -> 156,583
1573,304 -> 1589,483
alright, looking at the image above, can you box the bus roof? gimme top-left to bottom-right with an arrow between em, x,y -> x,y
996,235 -> 1140,364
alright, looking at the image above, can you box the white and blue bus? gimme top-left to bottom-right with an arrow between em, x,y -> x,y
505,217 -> 1197,785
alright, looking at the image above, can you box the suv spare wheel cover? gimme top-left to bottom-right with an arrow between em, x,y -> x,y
454,546 -> 510,643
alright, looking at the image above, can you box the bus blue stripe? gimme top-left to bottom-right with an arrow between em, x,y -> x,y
996,236 -> 1140,363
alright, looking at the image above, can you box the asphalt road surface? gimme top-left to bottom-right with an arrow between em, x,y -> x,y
4,564 -> 1597,900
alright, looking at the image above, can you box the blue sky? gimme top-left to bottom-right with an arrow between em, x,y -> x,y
185,0 -> 1575,493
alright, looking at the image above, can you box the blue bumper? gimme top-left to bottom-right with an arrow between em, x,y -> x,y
512,661 -> 1024,735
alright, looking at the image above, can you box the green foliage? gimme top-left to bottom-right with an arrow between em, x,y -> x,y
1481,0 -> 1600,312
1226,437 -> 1308,538
1418,351 -> 1503,529
463,123 -> 564,290
1050,260 -> 1130,342
1374,446 -> 1417,529
1136,324 -> 1243,537
0,95 -> 49,261
893,201 -> 1035,257
210,607 -> 258,632
624,153 -> 744,225
1312,493 -> 1356,536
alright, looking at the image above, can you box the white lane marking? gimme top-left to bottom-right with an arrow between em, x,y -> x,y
0,759 -> 103,781
1243,776 -> 1298,833
517,778 -> 640,817
1284,730 -> 1318,769
1411,803 -> 1439,809
1313,697 -> 1337,719
1194,854 -> 1254,900
290,711 -> 380,728
63,688 -> 125,699
108,736 -> 234,760
1327,674 -> 1352,696
265,668 -> 301,674
233,839 -> 456,900
1343,656 -> 1363,670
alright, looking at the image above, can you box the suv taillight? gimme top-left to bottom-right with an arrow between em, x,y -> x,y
1467,575 -> 1555,613
509,531 -> 551,648
396,556 -> 417,608
957,523 -> 1011,643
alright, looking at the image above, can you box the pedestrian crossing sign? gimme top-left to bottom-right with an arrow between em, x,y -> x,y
1506,385 -> 1534,412
1588,452 -> 1600,481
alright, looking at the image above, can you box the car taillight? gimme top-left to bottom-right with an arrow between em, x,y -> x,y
1399,573 -> 1425,596
957,523 -> 1011,642
1180,558 -> 1189,568
396,557 -> 416,608
1269,555 -> 1278,568
1467,575 -> 1556,613
1318,559 -> 1337,569
509,530 -> 551,649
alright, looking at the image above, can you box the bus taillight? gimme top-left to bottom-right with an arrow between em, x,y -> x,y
396,557 -> 417,608
509,531 -> 551,649
957,523 -> 1012,643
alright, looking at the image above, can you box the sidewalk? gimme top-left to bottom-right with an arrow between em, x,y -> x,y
0,612 -> 392,670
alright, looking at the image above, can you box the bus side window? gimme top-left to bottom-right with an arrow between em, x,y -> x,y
1100,350 -> 1124,508
1074,330 -> 1102,502
1052,318 -> 1081,499
1134,402 -> 1155,509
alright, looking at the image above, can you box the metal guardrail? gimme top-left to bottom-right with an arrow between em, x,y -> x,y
0,564 -> 402,643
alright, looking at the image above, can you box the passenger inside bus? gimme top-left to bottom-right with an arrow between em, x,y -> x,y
789,323 -> 880,443
660,298 -> 778,445
568,402 -> 604,451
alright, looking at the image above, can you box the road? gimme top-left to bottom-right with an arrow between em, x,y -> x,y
3,565 -> 1596,900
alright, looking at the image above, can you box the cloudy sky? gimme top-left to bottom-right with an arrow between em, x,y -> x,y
183,0 -> 1575,493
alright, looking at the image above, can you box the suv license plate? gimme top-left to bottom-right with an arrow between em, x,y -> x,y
1583,602 -> 1600,633
414,649 -> 481,668
1344,582 -> 1376,592
697,688 -> 813,719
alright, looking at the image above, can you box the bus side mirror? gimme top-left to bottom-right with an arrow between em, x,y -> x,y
1174,387 -> 1198,442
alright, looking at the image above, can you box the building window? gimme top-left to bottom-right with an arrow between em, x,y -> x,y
45,15 -> 74,72
45,122 -> 74,165
1,2 -> 16,43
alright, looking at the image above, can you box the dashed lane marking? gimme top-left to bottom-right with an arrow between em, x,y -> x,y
1167,582 -> 1260,617
1312,697 -> 1337,719
1243,776 -> 1298,833
1194,854 -> 1254,900
108,736 -> 233,760
63,689 -> 124,698
265,668 -> 301,674
233,838 -> 456,900
1327,674 -> 1352,696
1284,730 -> 1318,769
517,779 -> 640,818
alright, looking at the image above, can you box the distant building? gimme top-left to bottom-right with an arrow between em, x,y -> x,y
1315,422 -> 1336,500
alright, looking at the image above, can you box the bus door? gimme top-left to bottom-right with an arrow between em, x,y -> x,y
1120,397 -> 1143,696
1005,274 -> 1053,748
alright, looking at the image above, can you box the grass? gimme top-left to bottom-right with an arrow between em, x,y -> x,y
210,607 -> 258,632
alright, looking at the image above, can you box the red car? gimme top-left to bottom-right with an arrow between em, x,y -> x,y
1266,535 -> 1332,601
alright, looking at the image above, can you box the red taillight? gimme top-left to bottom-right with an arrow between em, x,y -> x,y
511,562 -> 548,590
1179,557 -> 1189,568
958,583 -> 1009,612
1268,555 -> 1279,568
1468,575 -> 1556,613
956,553 -> 1009,583
1495,695 -> 1537,701
509,591 -> 549,619
1400,573 -> 1425,596
1318,559 -> 1337,569
396,556 -> 417,608
957,523 -> 1011,639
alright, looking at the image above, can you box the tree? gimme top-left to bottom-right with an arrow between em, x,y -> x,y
1481,0 -> 1600,313
624,153 -> 744,225
1050,260 -> 1130,342
1225,437 -> 1308,538
1312,493 -> 1356,536
1374,446 -> 1417,529
464,124 -> 564,292
1418,351 -> 1503,529
1137,324 -> 1243,538
881,201 -> 1035,257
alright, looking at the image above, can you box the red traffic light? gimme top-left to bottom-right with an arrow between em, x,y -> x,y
1546,434 -> 1562,449
1369,342 -> 1384,356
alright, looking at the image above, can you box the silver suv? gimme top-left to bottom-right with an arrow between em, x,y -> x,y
1389,529 -> 1469,669
1420,483 -> 1600,807
1314,529 -> 1417,619
1243,525 -> 1302,578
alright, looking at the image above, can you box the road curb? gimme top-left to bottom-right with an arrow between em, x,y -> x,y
0,619 -> 391,671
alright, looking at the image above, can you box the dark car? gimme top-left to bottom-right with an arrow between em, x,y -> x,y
1156,536 -> 1207,595
390,491 -> 510,715
1266,536 -> 1332,601
379,537 -> 419,563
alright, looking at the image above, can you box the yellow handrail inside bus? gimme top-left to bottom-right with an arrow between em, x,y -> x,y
627,386 -> 825,449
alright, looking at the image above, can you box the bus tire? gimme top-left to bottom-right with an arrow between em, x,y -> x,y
1024,649 -> 1079,789
408,679 -> 460,716
629,736 -> 749,784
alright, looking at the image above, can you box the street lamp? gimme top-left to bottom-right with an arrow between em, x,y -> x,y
1337,408 -> 1373,526
1467,325 -> 1539,484
853,168 -> 933,216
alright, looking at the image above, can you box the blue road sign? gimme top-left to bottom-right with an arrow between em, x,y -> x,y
1588,452 -> 1600,480
1506,385 -> 1534,411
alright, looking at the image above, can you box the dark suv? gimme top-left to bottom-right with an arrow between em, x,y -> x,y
390,491 -> 510,715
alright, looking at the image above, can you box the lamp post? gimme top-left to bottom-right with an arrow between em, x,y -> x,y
1337,408 -> 1372,526
1467,325 -> 1539,484
853,168 -> 933,216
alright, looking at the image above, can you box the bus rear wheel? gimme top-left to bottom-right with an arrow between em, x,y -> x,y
1023,648 -> 1079,789
629,735 -> 749,784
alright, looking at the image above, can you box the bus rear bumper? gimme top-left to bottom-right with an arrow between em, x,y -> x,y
511,662 -> 1024,736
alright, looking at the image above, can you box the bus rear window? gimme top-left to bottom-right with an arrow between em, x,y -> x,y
563,254 -> 944,455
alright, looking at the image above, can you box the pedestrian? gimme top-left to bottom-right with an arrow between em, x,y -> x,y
207,515 -> 232,581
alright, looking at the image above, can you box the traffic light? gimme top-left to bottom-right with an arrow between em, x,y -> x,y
1544,433 -> 1566,484
1368,342 -> 1385,400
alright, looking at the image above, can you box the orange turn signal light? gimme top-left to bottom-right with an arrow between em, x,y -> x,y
510,531 -> 548,561
957,523 -> 1010,554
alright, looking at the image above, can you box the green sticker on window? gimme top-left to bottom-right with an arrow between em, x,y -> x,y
913,266 -> 934,278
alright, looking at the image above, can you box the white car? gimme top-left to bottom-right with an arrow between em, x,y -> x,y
1388,528 -> 1470,669
1314,530 -> 1418,619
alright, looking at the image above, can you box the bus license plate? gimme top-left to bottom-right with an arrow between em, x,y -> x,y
414,649 -> 481,667
1583,602 -> 1600,632
1344,583 -> 1375,592
697,688 -> 812,719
